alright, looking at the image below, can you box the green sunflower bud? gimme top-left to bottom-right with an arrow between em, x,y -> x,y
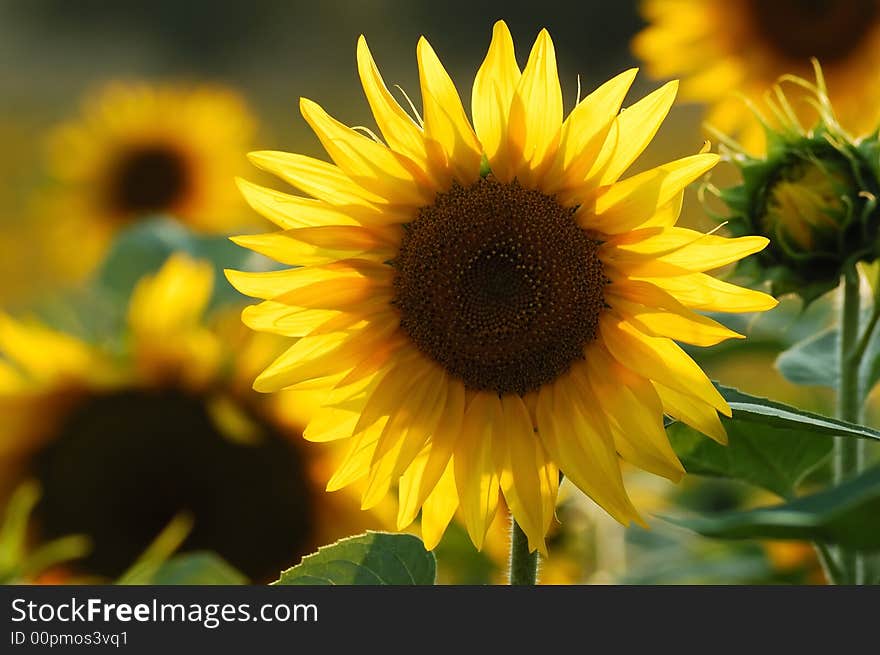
714,69 -> 880,304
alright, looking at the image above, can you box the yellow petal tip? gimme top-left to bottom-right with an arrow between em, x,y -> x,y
299,96 -> 319,116
246,150 -> 275,169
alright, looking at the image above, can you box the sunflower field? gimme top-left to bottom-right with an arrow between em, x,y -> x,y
2,0 -> 880,592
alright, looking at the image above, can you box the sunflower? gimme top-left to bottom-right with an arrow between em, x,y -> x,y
633,0 -> 880,151
226,21 -> 777,554
714,71 -> 880,303
43,82 -> 259,279
0,254 -> 381,582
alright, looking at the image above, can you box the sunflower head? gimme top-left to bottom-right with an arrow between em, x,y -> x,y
227,21 -> 776,554
42,82 -> 260,281
0,254 -> 385,581
716,74 -> 880,303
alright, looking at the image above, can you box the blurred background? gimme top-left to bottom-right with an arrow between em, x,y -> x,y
0,0 -> 834,584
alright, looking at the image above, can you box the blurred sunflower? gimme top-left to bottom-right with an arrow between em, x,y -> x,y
633,0 -> 880,151
0,254 -> 380,582
764,540 -> 825,583
227,21 -> 776,554
42,83 -> 259,280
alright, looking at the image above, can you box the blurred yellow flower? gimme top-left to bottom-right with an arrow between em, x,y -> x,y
764,540 -> 826,583
0,254 -> 380,582
633,0 -> 880,151
227,20 -> 777,555
42,82 -> 260,280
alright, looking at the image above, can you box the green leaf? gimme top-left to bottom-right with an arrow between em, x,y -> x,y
667,385 -> 880,497
274,532 -> 436,585
668,422 -> 832,499
775,328 -> 837,389
96,217 -> 192,297
95,216 -> 271,310
666,466 -> 880,551
717,384 -> 880,442
776,312 -> 880,396
141,553 -> 248,585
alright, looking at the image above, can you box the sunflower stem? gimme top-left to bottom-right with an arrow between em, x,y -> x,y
832,269 -> 867,584
508,515 -> 538,585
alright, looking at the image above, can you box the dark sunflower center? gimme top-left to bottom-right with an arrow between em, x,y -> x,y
32,389 -> 313,582
747,0 -> 878,63
393,178 -> 606,396
108,145 -> 189,215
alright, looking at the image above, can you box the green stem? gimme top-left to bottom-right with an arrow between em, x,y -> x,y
852,303 -> 880,365
814,541 -> 844,586
508,515 -> 538,585
834,270 -> 867,584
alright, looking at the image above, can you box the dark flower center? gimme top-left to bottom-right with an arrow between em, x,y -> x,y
107,145 -> 189,215
747,0 -> 878,63
32,389 -> 314,582
393,177 -> 606,396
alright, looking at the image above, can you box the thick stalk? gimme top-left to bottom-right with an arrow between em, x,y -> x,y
508,515 -> 538,585
834,270 -> 867,584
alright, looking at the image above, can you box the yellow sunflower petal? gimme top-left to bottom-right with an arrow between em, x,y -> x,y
396,378 -> 465,530
369,366 -> 447,471
352,351 -> 430,436
0,315 -> 96,384
454,393 -> 501,550
230,226 -> 397,267
507,29 -> 563,184
420,461 -> 459,551
302,405 -> 360,442
536,379 -> 640,525
356,35 -> 432,173
472,20 -> 521,182
584,153 -> 718,234
600,313 -> 730,416
498,394 -> 554,555
595,80 -> 678,185
654,381 -> 729,445
235,178 -> 361,228
583,349 -> 685,482
607,282 -> 744,347
326,418 -> 387,491
253,318 -> 397,391
225,261 -> 388,303
640,272 -> 779,312
248,150 -> 392,210
416,37 -> 483,185
300,97 -> 432,206
639,189 -> 685,230
277,279 -> 390,313
241,302 -> 337,338
543,68 -> 638,194
604,228 -> 769,274
334,333 -> 409,387
128,253 -> 213,338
